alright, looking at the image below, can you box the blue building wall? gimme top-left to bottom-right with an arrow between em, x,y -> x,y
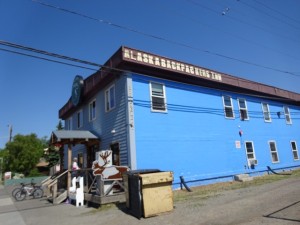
63,75 -> 129,168
131,73 -> 300,187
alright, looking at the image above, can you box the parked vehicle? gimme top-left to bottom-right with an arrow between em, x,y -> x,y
14,179 -> 44,201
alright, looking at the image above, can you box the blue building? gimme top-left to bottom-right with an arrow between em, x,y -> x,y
58,46 -> 300,188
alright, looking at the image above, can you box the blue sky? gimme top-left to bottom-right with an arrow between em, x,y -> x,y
1,0 -> 300,148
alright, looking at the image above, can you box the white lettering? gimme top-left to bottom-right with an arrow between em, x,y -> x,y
123,48 -> 222,82
137,52 -> 142,62
124,49 -> 130,58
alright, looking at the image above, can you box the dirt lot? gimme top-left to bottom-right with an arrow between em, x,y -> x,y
3,173 -> 300,225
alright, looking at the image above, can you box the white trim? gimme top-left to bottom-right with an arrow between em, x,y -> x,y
262,103 -> 271,122
244,141 -> 257,165
150,81 -> 167,112
126,75 -> 137,169
237,98 -> 249,120
222,95 -> 234,119
105,84 -> 116,112
89,99 -> 96,121
67,116 -> 72,130
291,141 -> 299,161
268,140 -> 280,163
283,106 -> 292,125
76,109 -> 83,129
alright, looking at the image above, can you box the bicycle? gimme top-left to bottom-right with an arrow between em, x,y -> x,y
11,182 -> 27,197
14,180 -> 44,201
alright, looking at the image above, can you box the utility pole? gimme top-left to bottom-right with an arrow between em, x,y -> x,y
8,124 -> 12,143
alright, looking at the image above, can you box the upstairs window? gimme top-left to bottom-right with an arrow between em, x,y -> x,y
291,141 -> 299,160
105,85 -> 115,112
269,141 -> 279,163
150,82 -> 167,112
89,99 -> 96,121
223,96 -> 234,119
238,99 -> 249,120
77,110 -> 83,128
262,103 -> 271,122
66,117 -> 72,130
284,106 -> 292,124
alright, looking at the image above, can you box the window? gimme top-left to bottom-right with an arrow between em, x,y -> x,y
66,117 -> 72,130
150,82 -> 167,111
262,103 -> 271,122
223,96 -> 234,118
245,141 -> 257,164
105,85 -> 115,112
77,110 -> 83,128
291,141 -> 299,160
238,99 -> 249,120
89,99 -> 96,121
269,141 -> 279,163
284,106 -> 292,124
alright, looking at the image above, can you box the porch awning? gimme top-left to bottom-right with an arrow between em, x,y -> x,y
51,130 -> 100,146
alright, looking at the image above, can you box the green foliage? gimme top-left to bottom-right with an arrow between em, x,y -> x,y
4,133 -> 46,176
56,120 -> 64,130
45,148 -> 60,168
27,168 -> 43,177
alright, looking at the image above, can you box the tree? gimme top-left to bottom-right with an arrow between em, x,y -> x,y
5,133 -> 45,176
45,120 -> 64,168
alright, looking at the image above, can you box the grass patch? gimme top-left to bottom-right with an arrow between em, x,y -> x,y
173,169 -> 300,203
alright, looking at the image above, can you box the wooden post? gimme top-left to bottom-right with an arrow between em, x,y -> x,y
67,144 -> 72,195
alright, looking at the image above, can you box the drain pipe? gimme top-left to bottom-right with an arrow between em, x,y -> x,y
180,176 -> 192,192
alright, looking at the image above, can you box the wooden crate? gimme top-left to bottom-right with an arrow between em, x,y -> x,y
139,172 -> 173,218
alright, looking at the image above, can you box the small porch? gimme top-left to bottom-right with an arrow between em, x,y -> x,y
45,130 -> 126,205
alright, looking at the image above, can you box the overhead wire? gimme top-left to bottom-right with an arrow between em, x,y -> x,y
252,0 -> 300,25
1,39 -> 299,119
186,0 -> 300,44
150,0 -> 300,61
30,0 -> 300,77
242,0 -> 300,30
0,47 -> 97,71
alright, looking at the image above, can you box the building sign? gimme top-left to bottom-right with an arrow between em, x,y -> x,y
123,48 -> 222,82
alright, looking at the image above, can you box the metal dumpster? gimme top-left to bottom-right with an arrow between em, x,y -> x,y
123,169 -> 174,219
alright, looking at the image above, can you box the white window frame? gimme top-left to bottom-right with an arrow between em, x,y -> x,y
291,141 -> 299,160
268,141 -> 279,163
262,103 -> 271,122
283,106 -> 292,124
66,117 -> 72,130
77,109 -> 83,129
238,98 -> 249,120
105,84 -> 116,112
222,96 -> 234,119
89,99 -> 96,121
245,141 -> 257,165
150,82 -> 167,112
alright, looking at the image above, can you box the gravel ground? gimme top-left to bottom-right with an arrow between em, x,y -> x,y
2,176 -> 300,225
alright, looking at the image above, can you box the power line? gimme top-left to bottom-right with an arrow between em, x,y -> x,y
238,0 -> 300,31
252,0 -> 300,25
186,0 -> 300,44
0,47 -> 97,71
152,1 -> 300,61
31,0 -> 300,77
0,40 -> 300,81
1,39 -> 299,103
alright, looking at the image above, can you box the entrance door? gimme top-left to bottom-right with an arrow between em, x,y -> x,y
110,143 -> 120,166
87,145 -> 98,168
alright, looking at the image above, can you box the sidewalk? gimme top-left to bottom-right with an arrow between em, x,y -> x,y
0,184 -> 26,225
1,177 -> 299,225
0,184 -> 93,225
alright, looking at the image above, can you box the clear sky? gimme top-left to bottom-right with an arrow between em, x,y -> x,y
1,0 -> 300,148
